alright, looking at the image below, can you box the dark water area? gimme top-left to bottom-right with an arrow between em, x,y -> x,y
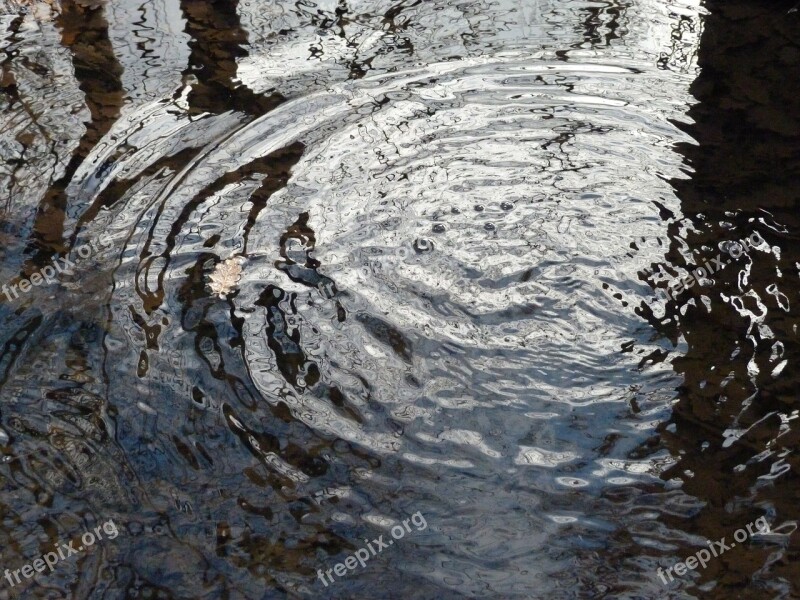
0,0 -> 798,598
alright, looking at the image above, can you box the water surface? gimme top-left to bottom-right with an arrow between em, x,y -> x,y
0,0 -> 798,598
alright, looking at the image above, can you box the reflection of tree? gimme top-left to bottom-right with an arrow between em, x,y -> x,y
578,0 -> 626,48
179,0 -> 283,115
637,0 -> 800,594
293,0 -> 418,80
31,0 -> 125,256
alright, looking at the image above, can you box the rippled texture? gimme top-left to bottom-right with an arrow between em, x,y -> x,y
0,0 -> 798,598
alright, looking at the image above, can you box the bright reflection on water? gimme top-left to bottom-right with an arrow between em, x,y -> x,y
2,0 -> 798,598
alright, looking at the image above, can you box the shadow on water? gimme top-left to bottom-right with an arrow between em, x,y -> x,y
636,0 -> 800,597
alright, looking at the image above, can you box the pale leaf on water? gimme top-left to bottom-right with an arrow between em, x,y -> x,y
208,256 -> 245,299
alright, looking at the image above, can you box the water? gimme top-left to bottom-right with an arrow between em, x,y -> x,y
0,0 -> 798,598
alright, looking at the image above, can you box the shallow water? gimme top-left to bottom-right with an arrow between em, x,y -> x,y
0,0 -> 798,598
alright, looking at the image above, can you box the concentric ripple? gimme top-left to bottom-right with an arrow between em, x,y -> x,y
64,51 -> 696,460
64,50 -> 694,596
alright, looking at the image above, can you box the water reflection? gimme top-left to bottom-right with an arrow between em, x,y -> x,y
638,0 -> 800,596
1,0 -> 797,598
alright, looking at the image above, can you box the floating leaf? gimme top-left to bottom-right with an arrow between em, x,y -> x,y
208,256 -> 245,299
